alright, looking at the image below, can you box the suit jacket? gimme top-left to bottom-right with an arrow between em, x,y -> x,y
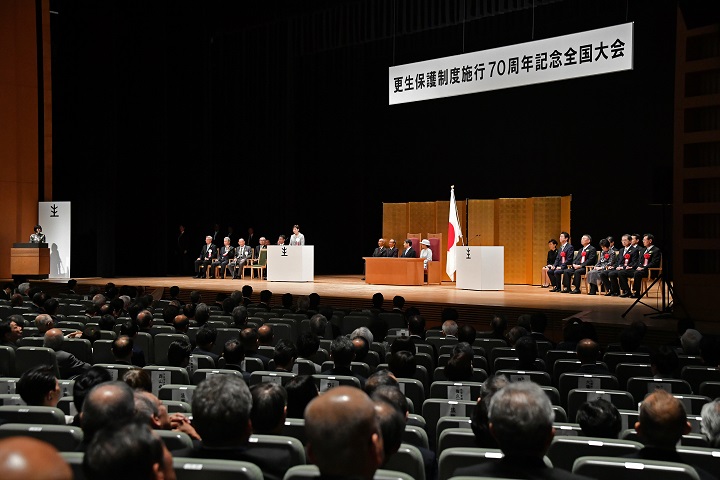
455,456 -> 593,480
386,247 -> 398,258
216,246 -> 235,262
572,245 -> 597,268
637,245 -> 661,269
401,247 -> 416,258
192,346 -> 220,364
254,245 -> 267,259
553,243 -> 574,268
56,350 -> 91,379
372,247 -> 387,257
234,245 -> 252,262
614,245 -> 639,269
199,244 -> 218,261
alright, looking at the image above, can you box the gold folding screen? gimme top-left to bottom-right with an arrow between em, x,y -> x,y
383,196 -> 570,284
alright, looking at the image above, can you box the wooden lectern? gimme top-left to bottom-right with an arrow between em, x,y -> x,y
11,243 -> 50,279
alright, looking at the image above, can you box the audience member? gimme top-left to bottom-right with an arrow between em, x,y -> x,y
111,335 -> 135,365
0,436 -> 72,480
295,332 -> 322,373
167,340 -> 192,369
364,369 -> 399,397
305,386 -> 384,480
575,398 -> 622,438
470,374 -> 510,448
240,327 -> 271,369
458,324 -> 476,345
308,314 -> 328,338
16,364 -> 61,407
575,338 -> 610,374
258,324 -> 274,346
700,399 -> 720,448
625,389 -> 714,480
352,334 -> 371,366
445,342 -> 474,381
0,318 -> 23,350
441,320 -> 458,338
285,374 -> 319,419
373,399 -> 406,466
456,381 -> 591,479
193,325 -> 220,364
184,374 -> 294,480
273,339 -> 297,372
80,381 -> 137,448
250,382 -> 288,434
221,338 -> 251,382
44,328 -> 92,379
680,328 -> 702,356
529,312 -> 555,347
388,350 -> 416,380
322,336 -> 366,388
479,313 -> 507,341
515,334 -> 539,370
83,422 -> 175,480
230,305 -> 248,328
122,368 -> 152,392
172,314 -> 190,334
506,326 -> 529,347
650,345 -> 680,378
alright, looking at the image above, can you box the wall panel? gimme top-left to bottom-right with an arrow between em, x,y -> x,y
497,198 -> 532,284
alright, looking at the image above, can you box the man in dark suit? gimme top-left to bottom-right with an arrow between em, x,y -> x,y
240,327 -> 271,369
179,374 -> 295,480
221,338 -> 251,383
575,338 -> 611,375
603,234 -> 639,297
400,239 -> 416,258
548,232 -> 574,292
563,234 -> 597,294
192,325 -> 220,364
194,236 -> 217,278
454,381 -> 593,479
321,336 -> 366,389
43,328 -> 92,379
372,238 -> 387,257
385,238 -> 398,258
211,237 -> 234,279
630,233 -> 662,298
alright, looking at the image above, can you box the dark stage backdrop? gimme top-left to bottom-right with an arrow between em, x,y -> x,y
50,0 -> 676,278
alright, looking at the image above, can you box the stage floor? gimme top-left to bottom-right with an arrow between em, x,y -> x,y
34,275 -> 693,347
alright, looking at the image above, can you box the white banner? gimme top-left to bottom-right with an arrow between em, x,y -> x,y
389,22 -> 633,105
39,201 -> 71,278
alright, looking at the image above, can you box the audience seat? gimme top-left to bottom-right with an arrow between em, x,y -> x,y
193,368 -> 246,386
0,405 -> 65,425
602,352 -> 651,373
558,373 -> 620,410
421,399 -> 476,450
56,396 -> 76,417
566,389 -> 635,420
0,346 -> 15,377
677,446 -> 720,475
246,370 -> 296,387
671,394 -> 711,416
15,347 -> 61,378
158,384 -> 197,403
402,425 -> 429,450
384,443 -> 426,480
0,393 -> 23,406
545,350 -> 579,376
172,457 -> 264,480
283,465 -> 415,480
394,378 -> 424,414
572,455 -> 701,480
248,434 -> 306,468
495,369 -> 551,386
280,418 -> 307,445
699,381 -> 720,399
91,339 -> 115,364
0,377 -> 19,394
437,427 -> 476,454
615,363 -> 654,389
311,374 -> 360,392
546,436 -> 642,472
162,399 -> 192,414
153,333 -> 190,366
553,422 -> 584,437
59,452 -> 85,480
0,423 -> 84,451
493,357 -> 545,373
432,367 -> 487,384
62,338 -> 93,364
429,381 -> 483,402
93,363 -> 137,381
142,366 -> 190,396
438,447 -> 504,480
681,366 -> 720,394
626,377 -> 693,403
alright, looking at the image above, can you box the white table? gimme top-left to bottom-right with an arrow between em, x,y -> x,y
266,245 -> 314,282
455,246 -> 504,290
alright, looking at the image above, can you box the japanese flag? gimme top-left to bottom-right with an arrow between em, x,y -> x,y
447,186 -> 462,281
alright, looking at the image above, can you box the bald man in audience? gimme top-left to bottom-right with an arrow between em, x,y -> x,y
575,338 -> 611,375
0,436 -> 72,480
305,385 -> 384,480
624,389 -> 715,480
44,328 -> 92,378
80,381 -> 137,449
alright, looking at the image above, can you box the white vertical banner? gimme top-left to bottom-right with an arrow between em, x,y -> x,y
39,202 -> 71,278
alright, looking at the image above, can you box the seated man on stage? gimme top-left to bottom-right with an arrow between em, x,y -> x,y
629,233 -> 661,299
563,234 -> 597,294
600,233 -> 638,297
400,239 -> 416,258
385,239 -> 398,258
194,236 -> 218,278
228,237 -> 252,279
211,237 -> 234,279
548,232 -> 573,292
585,238 -> 616,295
372,238 -> 387,257
255,237 -> 267,259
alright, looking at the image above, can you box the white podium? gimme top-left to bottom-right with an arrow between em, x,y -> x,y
267,245 -> 314,282
456,246 -> 504,290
